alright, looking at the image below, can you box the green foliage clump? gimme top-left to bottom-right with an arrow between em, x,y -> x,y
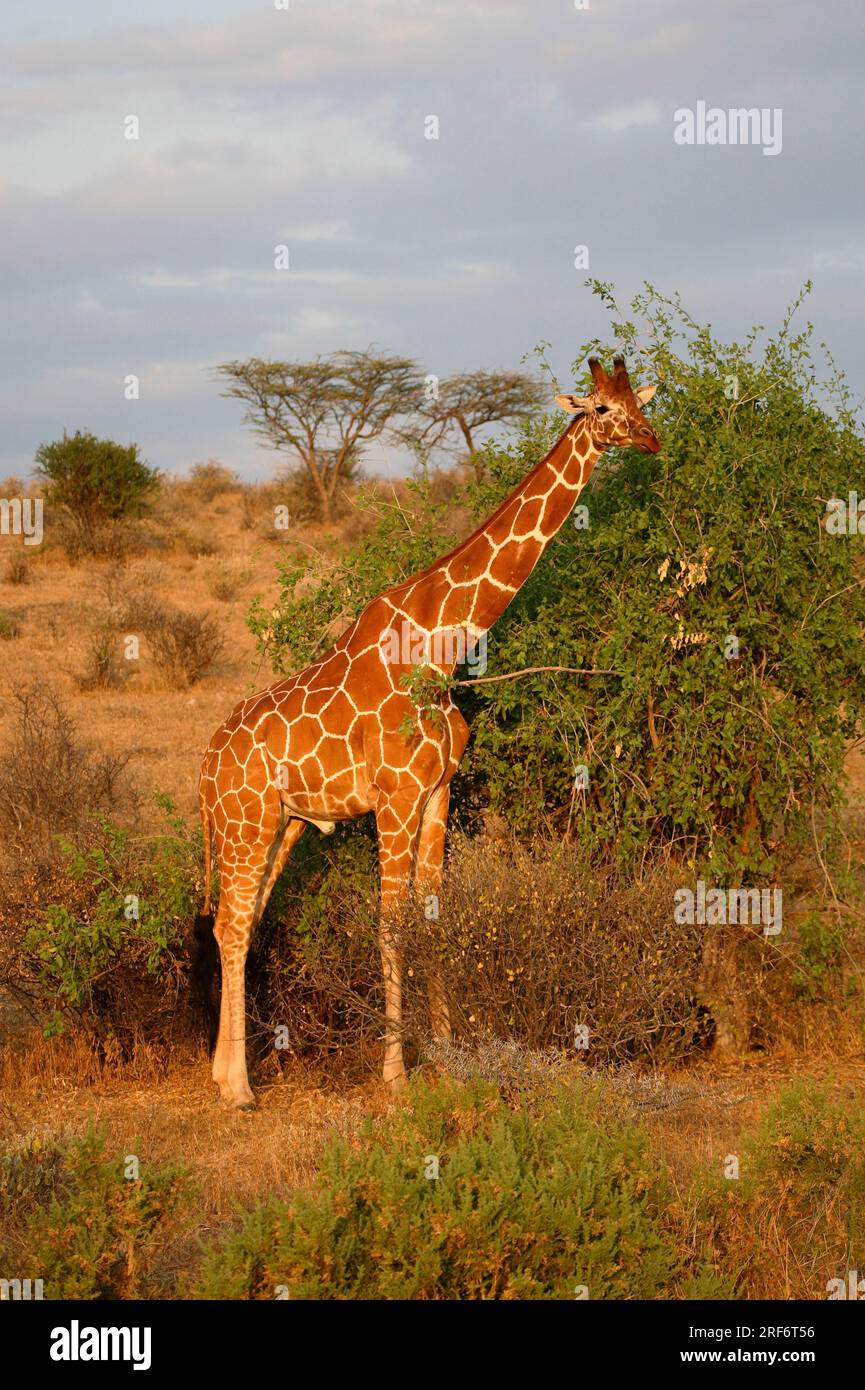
468,284 -> 865,875
792,911 -> 845,1001
247,474 -> 459,673
196,1077 -> 720,1300
22,797 -> 199,1036
249,284 -> 865,878
692,1079 -> 865,1298
34,429 -> 158,545
0,1128 -> 187,1299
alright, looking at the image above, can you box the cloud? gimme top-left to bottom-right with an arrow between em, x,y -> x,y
585,101 -> 663,135
0,0 -> 862,478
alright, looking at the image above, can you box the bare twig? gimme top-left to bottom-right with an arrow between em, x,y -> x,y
454,665 -> 616,688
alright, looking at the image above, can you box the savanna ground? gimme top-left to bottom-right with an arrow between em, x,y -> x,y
3,294 -> 865,1300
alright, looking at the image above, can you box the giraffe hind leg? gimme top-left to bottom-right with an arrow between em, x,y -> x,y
212,817 -> 307,1109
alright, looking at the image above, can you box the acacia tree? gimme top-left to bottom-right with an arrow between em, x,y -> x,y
215,350 -> 422,521
409,369 -> 546,479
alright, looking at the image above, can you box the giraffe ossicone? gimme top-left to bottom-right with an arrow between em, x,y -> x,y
198,355 -> 659,1107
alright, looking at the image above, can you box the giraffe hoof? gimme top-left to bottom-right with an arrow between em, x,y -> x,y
234,1100 -> 257,1112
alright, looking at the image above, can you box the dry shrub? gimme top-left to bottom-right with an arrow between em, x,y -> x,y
3,551 -> 29,585
174,528 -> 220,558
254,830 -> 707,1080
114,588 -> 165,634
75,624 -> 131,692
115,592 -> 223,687
144,606 -> 223,687
206,556 -> 253,602
409,836 -> 707,1066
95,558 -> 167,618
240,487 -> 264,534
54,515 -> 152,565
0,608 -> 21,640
237,479 -> 293,540
0,684 -> 136,865
183,461 -> 237,503
274,464 -> 364,526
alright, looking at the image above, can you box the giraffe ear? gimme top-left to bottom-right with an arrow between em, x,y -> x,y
635,384 -> 657,405
555,393 -> 594,413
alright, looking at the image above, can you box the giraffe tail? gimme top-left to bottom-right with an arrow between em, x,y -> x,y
191,796 -> 218,1052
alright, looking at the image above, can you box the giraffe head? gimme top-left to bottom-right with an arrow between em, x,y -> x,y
556,356 -> 659,454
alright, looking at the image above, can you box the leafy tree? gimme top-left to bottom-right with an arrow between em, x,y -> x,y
467,281 -> 865,879
248,284 -> 865,884
33,430 -> 158,543
407,368 -> 546,480
216,349 -> 422,521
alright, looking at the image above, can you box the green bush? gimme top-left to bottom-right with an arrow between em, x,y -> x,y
692,1079 -> 865,1298
791,912 -> 845,1001
21,797 -> 199,1038
249,284 -> 865,879
34,429 -> 158,548
467,282 -> 865,874
0,1128 -> 188,1299
196,1077 -> 723,1300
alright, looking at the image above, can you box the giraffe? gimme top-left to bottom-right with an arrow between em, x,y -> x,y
198,356 -> 658,1107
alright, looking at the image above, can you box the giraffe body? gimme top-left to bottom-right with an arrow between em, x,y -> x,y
199,357 -> 658,1106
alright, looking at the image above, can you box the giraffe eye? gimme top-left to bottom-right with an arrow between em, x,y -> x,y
595,405 -> 609,415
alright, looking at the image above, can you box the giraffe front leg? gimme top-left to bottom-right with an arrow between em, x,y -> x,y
416,784 -> 452,1041
379,914 -> 405,1090
375,791 -> 424,1091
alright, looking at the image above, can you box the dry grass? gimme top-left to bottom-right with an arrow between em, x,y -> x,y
0,1035 -> 386,1221
2,1031 -> 862,1262
0,478 -> 360,830
1,467 -> 865,1300
0,471 -> 451,829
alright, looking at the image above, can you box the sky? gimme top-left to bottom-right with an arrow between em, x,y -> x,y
2,0 -> 863,481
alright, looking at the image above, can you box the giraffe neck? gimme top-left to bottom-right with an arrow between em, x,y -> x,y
394,412 -> 603,638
